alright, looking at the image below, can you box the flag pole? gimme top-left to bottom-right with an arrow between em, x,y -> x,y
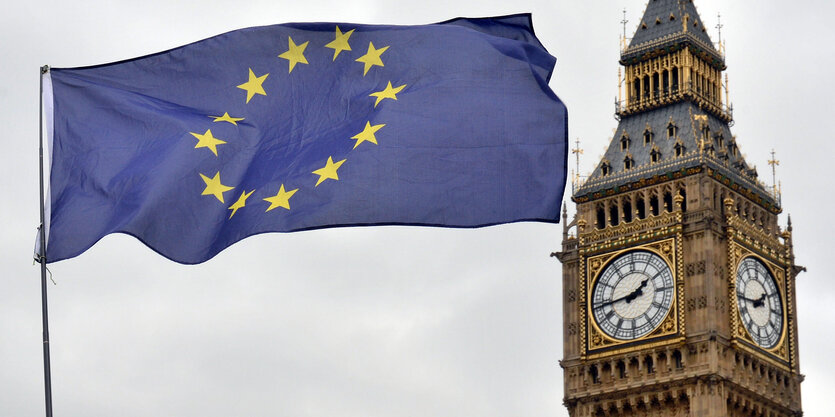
38,64 -> 54,417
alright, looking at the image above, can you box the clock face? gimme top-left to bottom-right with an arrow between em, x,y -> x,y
591,250 -> 675,341
736,257 -> 784,349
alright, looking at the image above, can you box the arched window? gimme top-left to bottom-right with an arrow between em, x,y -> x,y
634,78 -> 642,101
667,122 -> 677,138
624,155 -> 634,170
644,355 -> 655,374
617,361 -> 627,379
664,191 -> 673,212
671,67 -> 679,92
652,73 -> 660,99
650,147 -> 661,163
596,204 -> 605,229
673,350 -> 683,369
609,203 -> 619,226
674,141 -> 685,157
644,128 -> 653,145
601,161 -> 611,176
622,199 -> 633,223
620,134 -> 631,151
650,195 -> 660,216
636,197 -> 646,219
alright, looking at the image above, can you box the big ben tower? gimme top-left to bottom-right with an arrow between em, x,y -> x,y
554,1 -> 804,416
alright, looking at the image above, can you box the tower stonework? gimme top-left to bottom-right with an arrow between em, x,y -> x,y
554,1 -> 804,416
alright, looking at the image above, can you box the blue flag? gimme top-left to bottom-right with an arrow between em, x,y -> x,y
41,14 -> 567,264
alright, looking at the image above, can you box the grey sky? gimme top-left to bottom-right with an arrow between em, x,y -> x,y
2,1 -> 832,416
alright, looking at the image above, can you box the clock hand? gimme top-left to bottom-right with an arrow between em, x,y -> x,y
594,278 -> 650,309
751,292 -> 767,308
623,279 -> 649,303
737,292 -> 767,308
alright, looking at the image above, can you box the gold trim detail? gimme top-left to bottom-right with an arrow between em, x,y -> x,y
728,244 -> 790,364
582,238 -> 683,358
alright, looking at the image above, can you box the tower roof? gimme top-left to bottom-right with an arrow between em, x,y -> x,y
575,101 -> 777,210
623,0 -> 722,66
575,1 -> 778,211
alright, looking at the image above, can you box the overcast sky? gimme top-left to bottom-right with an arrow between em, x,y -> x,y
2,1 -> 833,416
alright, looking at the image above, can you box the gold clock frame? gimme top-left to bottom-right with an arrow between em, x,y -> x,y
728,245 -> 791,366
580,236 -> 685,359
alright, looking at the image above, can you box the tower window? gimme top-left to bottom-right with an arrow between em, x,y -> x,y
609,204 -> 619,226
600,161 -> 611,176
596,204 -> 605,229
645,355 -> 655,374
590,365 -> 600,384
644,129 -> 653,145
671,69 -> 679,93
650,147 -> 661,163
650,195 -> 660,216
636,198 -> 646,219
716,134 -> 725,148
620,134 -> 630,151
674,141 -> 685,157
622,200 -> 633,223
667,122 -> 677,138
652,73 -> 660,99
624,155 -> 634,170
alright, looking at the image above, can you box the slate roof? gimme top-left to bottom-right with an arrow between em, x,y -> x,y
623,0 -> 722,66
575,101 -> 777,208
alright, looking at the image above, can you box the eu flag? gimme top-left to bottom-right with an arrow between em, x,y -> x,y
41,14 -> 567,264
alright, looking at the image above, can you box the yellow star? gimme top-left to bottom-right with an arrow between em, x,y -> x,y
312,156 -> 346,187
263,184 -> 298,212
228,189 -> 255,219
278,37 -> 309,73
190,129 -> 226,156
351,121 -> 385,149
355,42 -> 389,76
324,26 -> 354,61
237,68 -> 269,103
369,81 -> 407,107
199,172 -> 234,203
211,112 -> 245,125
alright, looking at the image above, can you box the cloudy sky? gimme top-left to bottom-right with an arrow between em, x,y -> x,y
2,0 -> 833,416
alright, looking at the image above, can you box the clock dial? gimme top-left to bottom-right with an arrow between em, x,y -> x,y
736,257 -> 784,349
591,250 -> 675,341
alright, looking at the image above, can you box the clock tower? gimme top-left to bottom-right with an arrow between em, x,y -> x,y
554,1 -> 804,416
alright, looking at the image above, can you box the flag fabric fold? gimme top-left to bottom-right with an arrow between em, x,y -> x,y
41,14 -> 568,264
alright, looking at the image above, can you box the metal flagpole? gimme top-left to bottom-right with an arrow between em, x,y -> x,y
38,64 -> 54,417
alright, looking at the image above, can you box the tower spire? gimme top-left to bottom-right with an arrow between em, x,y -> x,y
571,138 -> 584,195
620,8 -> 629,51
768,149 -> 780,200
